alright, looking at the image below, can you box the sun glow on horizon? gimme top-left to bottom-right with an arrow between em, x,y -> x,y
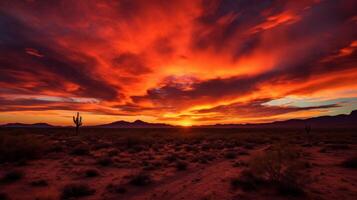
179,120 -> 193,127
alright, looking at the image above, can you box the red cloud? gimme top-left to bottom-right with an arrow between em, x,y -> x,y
0,0 -> 356,125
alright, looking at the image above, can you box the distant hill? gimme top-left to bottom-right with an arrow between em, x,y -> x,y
1,110 -> 356,129
200,110 -> 357,129
91,120 -> 174,128
0,123 -> 55,128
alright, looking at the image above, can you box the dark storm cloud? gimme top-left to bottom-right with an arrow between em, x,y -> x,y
193,98 -> 339,117
192,0 -> 281,52
131,74 -> 270,108
0,96 -> 77,112
0,12 -> 119,100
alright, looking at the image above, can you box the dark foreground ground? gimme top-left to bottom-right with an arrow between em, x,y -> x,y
0,128 -> 356,200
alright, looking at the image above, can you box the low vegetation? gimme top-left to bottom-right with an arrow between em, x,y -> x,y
84,168 -> 100,177
1,170 -> 24,184
0,134 -> 46,163
341,157 -> 357,169
0,128 -> 355,199
129,173 -> 152,186
107,183 -> 127,194
0,192 -> 9,200
61,183 -> 95,199
29,179 -> 48,187
232,143 -> 309,197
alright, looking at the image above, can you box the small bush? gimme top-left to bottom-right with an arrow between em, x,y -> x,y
276,181 -> 305,197
238,150 -> 249,156
47,144 -> 64,153
165,154 -> 178,163
96,157 -> 113,166
30,179 -> 48,187
107,183 -> 127,194
70,145 -> 90,156
196,154 -> 215,164
176,161 -> 188,171
253,145 -> 307,196
321,144 -> 350,152
0,192 -> 9,200
61,183 -> 95,199
224,151 -> 237,159
107,150 -> 119,157
230,170 -> 262,191
341,157 -> 357,169
244,144 -> 255,150
85,169 -> 100,177
0,134 -> 45,163
1,170 -> 24,183
129,173 -> 152,186
233,144 -> 309,196
232,161 -> 247,167
249,144 -> 300,182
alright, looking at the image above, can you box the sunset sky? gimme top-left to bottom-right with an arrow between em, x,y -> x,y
0,0 -> 357,126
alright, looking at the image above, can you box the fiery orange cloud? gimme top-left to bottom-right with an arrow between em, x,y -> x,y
0,0 -> 356,126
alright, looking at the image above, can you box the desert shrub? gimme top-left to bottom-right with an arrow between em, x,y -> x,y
0,134 -> 46,163
143,161 -> 162,171
235,144 -> 309,196
184,145 -> 196,152
176,161 -> 188,171
165,154 -> 178,163
224,151 -> 237,159
325,144 -> 350,150
91,143 -> 111,150
48,144 -> 64,153
254,145 -> 307,195
85,169 -> 100,177
232,160 -> 247,168
195,153 -> 215,164
1,170 -> 24,183
96,157 -> 113,166
128,145 -> 147,153
129,173 -> 152,186
61,183 -> 95,199
243,144 -> 255,150
230,170 -> 263,191
0,192 -> 9,200
70,145 -> 90,156
341,157 -> 357,169
107,149 -> 119,157
276,181 -> 305,197
107,183 -> 127,194
238,150 -> 249,156
30,179 -> 48,187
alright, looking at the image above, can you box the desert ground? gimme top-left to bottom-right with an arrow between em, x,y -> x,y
0,128 -> 356,200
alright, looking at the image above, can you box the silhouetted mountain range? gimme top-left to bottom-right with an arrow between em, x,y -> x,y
199,110 -> 357,129
1,110 -> 356,128
91,120 -> 172,128
0,123 -> 54,128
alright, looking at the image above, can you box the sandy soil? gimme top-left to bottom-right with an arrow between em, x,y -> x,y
0,128 -> 356,200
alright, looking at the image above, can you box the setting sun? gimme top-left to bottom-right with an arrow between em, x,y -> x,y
180,120 -> 193,127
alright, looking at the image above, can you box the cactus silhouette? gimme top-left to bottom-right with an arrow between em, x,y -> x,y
73,112 -> 82,134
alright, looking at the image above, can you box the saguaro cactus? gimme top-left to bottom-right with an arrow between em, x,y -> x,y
73,112 -> 82,134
